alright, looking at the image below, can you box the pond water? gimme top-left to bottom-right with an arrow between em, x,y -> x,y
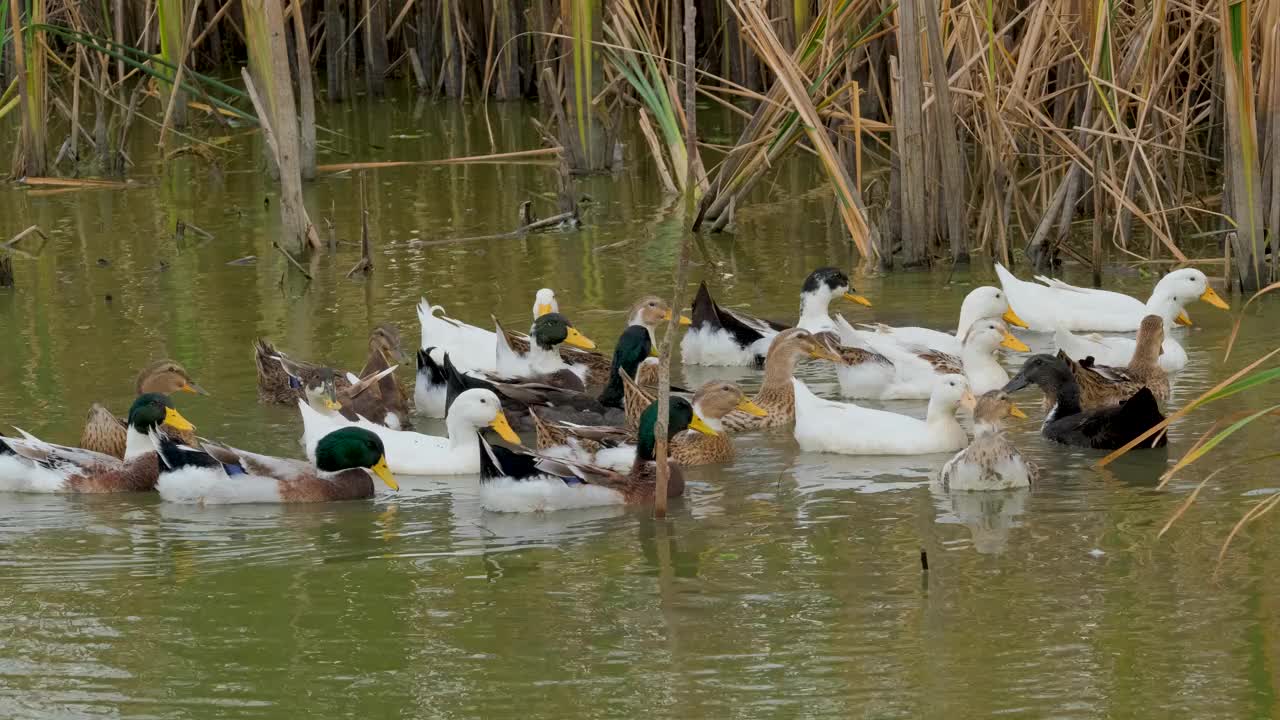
2,95 -> 1280,719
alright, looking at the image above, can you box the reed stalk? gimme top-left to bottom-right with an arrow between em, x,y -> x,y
8,0 -> 45,178
156,0 -> 187,128
1218,0 -> 1266,290
363,0 -> 389,96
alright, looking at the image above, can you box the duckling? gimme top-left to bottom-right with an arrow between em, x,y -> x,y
1,394 -> 196,493
680,267 -> 872,367
477,397 -> 716,512
722,328 -> 844,431
153,427 -> 398,504
300,388 -> 520,476
80,360 -> 206,459
1003,353 -> 1167,449
792,375 -> 973,455
937,391 -> 1037,491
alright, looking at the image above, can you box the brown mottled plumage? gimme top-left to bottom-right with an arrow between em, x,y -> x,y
1061,315 -> 1170,409
938,391 -> 1037,491
670,382 -> 763,465
80,360 -> 205,459
722,329 -> 843,432
255,325 -> 407,420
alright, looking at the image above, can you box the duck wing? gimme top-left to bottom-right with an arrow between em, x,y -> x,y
690,281 -> 787,345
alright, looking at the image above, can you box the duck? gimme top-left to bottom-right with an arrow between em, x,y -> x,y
255,324 -> 408,413
834,318 -> 1030,399
936,390 -> 1037,491
491,312 -> 598,388
80,360 -> 206,458
994,263 -> 1229,332
297,365 -> 404,422
477,396 -> 715,512
792,375 -> 973,455
300,387 -> 520,476
1058,315 -> 1170,409
152,427 -> 398,504
722,328 -> 845,431
0,394 -> 196,493
856,286 -> 1028,355
1002,353 -> 1168,449
680,267 -> 872,366
535,380 -> 767,469
416,293 -> 686,416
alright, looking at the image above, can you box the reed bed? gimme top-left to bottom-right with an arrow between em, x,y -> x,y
0,0 -> 1276,286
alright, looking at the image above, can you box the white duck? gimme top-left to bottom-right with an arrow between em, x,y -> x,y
792,375 -> 973,455
936,390 -> 1036,491
300,388 -> 520,476
857,286 -> 1028,355
1053,271 -> 1227,372
838,318 -> 1030,399
994,264 -> 1229,332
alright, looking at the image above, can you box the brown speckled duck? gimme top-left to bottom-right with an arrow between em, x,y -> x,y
722,328 -> 842,432
1060,315 -> 1170,410
937,390 -> 1036,491
80,361 -> 205,459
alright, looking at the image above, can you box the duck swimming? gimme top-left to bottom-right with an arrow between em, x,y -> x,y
1059,315 -> 1170,409
856,286 -> 1027,355
680,267 -> 872,367
1003,353 -> 1168,449
721,328 -> 844,431
0,394 -> 196,493
937,390 -> 1036,491
792,375 -> 973,455
80,360 -> 206,458
477,397 -> 714,512
995,264 -> 1229,332
153,427 -> 398,504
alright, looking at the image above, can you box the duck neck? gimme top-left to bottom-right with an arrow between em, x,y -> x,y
528,338 -> 567,374
755,350 -> 800,408
692,401 -> 725,433
925,398 -> 961,428
973,419 -> 1004,436
446,415 -> 483,450
125,426 -> 156,461
797,291 -> 834,331
1128,335 -> 1163,373
1051,379 -> 1084,417
961,341 -> 1004,378
954,303 -> 982,339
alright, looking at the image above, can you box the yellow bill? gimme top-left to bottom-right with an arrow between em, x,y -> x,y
662,309 -> 693,326
735,399 -> 768,417
489,411 -> 521,443
563,326 -> 597,350
324,398 -> 344,412
649,346 -> 659,358
688,414 -> 718,436
1199,286 -> 1229,310
536,303 -> 555,317
1002,308 -> 1029,329
808,346 -> 844,364
180,382 -> 209,396
960,389 -> 978,411
1001,330 -> 1030,352
370,456 -> 399,491
843,292 -> 873,307
1174,311 -> 1192,326
163,407 -> 195,432
1009,404 -> 1028,420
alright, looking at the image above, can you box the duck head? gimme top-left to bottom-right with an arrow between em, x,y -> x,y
691,381 -> 767,431
628,295 -> 691,329
369,324 -> 409,364
800,267 -> 872,312
958,286 -> 1027,335
963,319 -> 1030,354
315,427 -> 398,490
135,360 -> 207,396
973,390 -> 1027,431
447,389 -> 520,443
530,312 -> 596,351
1002,353 -> 1073,395
532,288 -> 559,319
127,393 -> 196,434
635,396 -> 716,460
1149,269 -> 1229,326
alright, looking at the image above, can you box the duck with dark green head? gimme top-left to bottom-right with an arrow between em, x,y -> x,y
598,325 -> 655,409
478,396 -> 715,512
0,393 -> 197,494
153,426 -> 400,504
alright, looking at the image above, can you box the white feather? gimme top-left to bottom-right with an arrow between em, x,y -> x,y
479,477 -> 623,513
792,377 -> 970,455
156,466 -> 284,504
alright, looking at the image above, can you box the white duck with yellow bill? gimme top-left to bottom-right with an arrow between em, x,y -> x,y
299,388 -> 521,476
856,286 -> 1028,356
792,375 -> 974,456
418,289 -> 556,377
994,264 -> 1229,332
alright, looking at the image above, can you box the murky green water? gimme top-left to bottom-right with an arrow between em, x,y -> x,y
3,96 -> 1280,718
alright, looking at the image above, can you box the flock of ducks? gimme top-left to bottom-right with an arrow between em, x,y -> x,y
0,263 -> 1229,511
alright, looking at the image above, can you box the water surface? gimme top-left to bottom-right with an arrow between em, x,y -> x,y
2,96 -> 1279,719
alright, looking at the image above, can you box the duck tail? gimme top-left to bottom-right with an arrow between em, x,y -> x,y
689,281 -> 717,330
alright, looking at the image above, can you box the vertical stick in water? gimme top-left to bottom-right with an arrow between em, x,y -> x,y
291,0 -> 317,179
363,0 -> 389,97
9,0 -> 46,178
325,0 -> 347,102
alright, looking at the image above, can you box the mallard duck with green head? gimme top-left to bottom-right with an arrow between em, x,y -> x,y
80,360 -> 206,459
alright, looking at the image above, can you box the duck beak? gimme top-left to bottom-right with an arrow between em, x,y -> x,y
662,309 -> 693,326
735,398 -> 768,417
960,390 -> 978,411
649,346 -> 660,358
163,407 -> 195,432
1002,374 -> 1031,393
1199,286 -> 1229,310
688,414 -> 718,436
324,398 -> 344,412
563,326 -> 597,350
536,303 -> 555,317
1174,310 -> 1193,326
489,411 -> 521,443
1002,308 -> 1029,328
843,292 -> 873,307
180,382 -> 209,396
371,456 -> 399,491
1009,404 -> 1028,419
1001,330 -> 1031,352
388,347 -> 409,364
